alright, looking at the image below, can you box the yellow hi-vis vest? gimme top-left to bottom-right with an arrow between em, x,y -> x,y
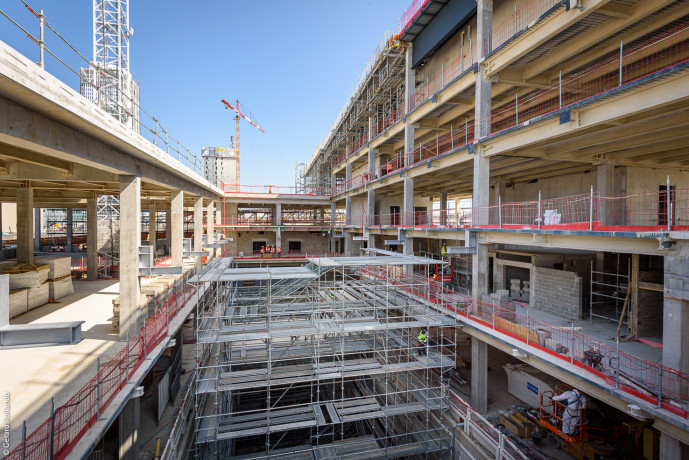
441,245 -> 447,255
418,331 -> 427,343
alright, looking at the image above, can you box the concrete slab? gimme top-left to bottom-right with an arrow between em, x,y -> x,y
1,280 -> 122,452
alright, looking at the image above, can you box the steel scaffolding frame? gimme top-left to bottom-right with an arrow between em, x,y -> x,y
191,256 -> 457,459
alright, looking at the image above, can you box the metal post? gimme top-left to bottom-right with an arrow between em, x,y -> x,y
126,332 -> 130,383
515,93 -> 519,125
619,40 -> 624,86
526,308 -> 530,345
465,118 -> 468,144
38,9 -> 45,69
538,191 -> 542,229
559,71 -> 562,108
436,133 -> 439,155
426,77 -> 429,100
143,320 -> 147,356
21,420 -> 26,460
570,323 -> 574,364
450,125 -> 454,149
616,337 -> 620,388
589,185 -> 594,231
667,175 -> 672,231
166,297 -> 170,336
49,398 -> 55,458
492,303 -> 495,329
470,37 -> 473,65
658,361 -> 663,407
96,358 -> 101,419
441,63 -> 444,87
514,3 -> 518,34
498,195 -> 502,228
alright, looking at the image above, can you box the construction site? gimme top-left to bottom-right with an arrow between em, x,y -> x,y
2,0 -> 689,459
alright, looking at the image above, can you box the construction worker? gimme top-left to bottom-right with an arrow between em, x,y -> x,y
277,246 -> 281,257
260,246 -> 265,255
441,244 -> 447,256
417,328 -> 428,356
552,388 -> 586,435
270,246 -> 275,254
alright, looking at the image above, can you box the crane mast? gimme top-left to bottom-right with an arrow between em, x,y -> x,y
221,99 -> 264,187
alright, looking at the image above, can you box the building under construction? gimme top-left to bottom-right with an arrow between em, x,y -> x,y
2,0 -> 689,459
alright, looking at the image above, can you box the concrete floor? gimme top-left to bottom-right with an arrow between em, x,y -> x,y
2,279 -> 123,452
513,303 -> 663,365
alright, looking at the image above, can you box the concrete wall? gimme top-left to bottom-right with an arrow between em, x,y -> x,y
533,267 -> 583,320
415,13 -> 477,83
497,170 -> 598,203
220,229 -> 328,255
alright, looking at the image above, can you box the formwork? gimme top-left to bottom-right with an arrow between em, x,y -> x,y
191,254 -> 458,459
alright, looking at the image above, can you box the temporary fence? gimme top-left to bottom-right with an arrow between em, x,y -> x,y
5,271 -> 198,460
0,1 -> 205,177
221,183 -> 332,196
355,187 -> 689,232
485,19 -> 689,137
362,266 -> 689,419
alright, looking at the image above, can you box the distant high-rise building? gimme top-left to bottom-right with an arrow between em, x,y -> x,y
202,147 -> 237,188
80,0 -> 140,132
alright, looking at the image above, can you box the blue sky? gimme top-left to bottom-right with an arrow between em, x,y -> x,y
0,0 -> 410,186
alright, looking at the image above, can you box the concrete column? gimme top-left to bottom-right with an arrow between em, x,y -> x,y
403,177 -> 414,226
439,192 -> 447,226
207,200 -> 215,261
368,148 -> 378,179
119,176 -> 141,341
34,208 -> 41,253
344,231 -> 353,257
275,228 -> 282,253
331,174 -> 337,190
345,197 -> 352,225
663,241 -> 689,373
193,197 -> 203,272
148,205 -> 156,251
597,159 -> 614,225
493,180 -> 505,205
471,337 -> 489,413
118,396 -> 140,460
216,209 -> 223,257
274,203 -> 282,226
16,188 -> 34,264
474,0 -> 494,139
330,203 -> 337,227
404,43 -> 416,161
659,432 -> 686,460
165,205 -> 172,255
345,163 -> 352,182
87,198 -> 98,280
170,191 -> 184,267
472,154 -> 490,302
66,208 -> 73,253
367,190 -> 376,249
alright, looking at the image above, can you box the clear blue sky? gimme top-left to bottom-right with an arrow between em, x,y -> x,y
1,0 -> 410,186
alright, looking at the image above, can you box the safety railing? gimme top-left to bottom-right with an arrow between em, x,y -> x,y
448,389 -> 528,460
485,0 -> 561,54
398,0 -> 429,36
483,19 -> 689,138
0,1 -> 205,178
368,209 -> 473,228
221,183 -> 332,196
221,250 -> 337,259
362,266 -> 689,419
5,270 -> 198,460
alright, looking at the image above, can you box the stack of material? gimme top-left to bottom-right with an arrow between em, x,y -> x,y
112,294 -> 148,332
9,288 -> 28,318
3,263 -> 50,289
36,256 -> 74,301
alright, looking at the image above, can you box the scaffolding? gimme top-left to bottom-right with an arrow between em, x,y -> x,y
191,254 -> 458,459
589,257 -> 630,327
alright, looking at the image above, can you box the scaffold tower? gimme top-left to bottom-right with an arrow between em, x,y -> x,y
191,253 -> 458,459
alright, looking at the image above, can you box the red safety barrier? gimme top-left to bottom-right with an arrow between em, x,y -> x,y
485,0 -> 560,53
6,272 -> 198,460
359,266 -> 689,418
220,183 -> 331,197
484,19 -> 689,137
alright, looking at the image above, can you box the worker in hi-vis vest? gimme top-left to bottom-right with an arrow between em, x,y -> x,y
417,328 -> 428,356
441,244 -> 447,256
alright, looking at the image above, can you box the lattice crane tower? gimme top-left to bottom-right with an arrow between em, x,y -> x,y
80,0 -> 140,132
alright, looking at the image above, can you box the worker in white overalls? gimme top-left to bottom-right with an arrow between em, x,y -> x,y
552,388 -> 586,435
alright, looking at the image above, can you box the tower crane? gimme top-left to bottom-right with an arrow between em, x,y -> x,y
221,99 -> 265,189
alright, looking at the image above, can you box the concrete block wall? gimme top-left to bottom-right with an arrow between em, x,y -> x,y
533,267 -> 583,320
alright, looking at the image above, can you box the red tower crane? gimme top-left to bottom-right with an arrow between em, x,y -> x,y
221,99 -> 265,189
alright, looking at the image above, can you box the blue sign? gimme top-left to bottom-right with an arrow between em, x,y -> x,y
527,382 -> 538,395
